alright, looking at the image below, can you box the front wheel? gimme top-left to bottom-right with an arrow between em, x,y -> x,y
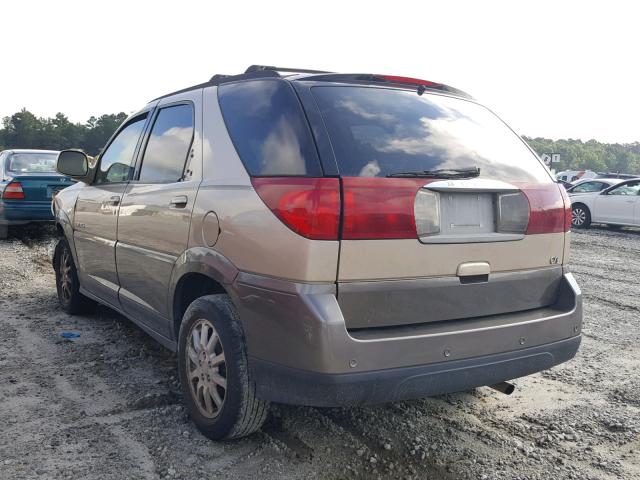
571,204 -> 591,229
53,238 -> 96,314
178,295 -> 269,440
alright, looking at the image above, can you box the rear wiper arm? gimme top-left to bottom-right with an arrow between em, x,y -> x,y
387,167 -> 480,179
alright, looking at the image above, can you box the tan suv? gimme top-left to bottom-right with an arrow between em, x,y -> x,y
52,65 -> 582,440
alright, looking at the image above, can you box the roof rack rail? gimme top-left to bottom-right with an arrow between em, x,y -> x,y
245,65 -> 333,75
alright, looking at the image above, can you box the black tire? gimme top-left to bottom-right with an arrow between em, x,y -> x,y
571,204 -> 591,229
178,294 -> 269,440
53,237 -> 96,314
0,224 -> 8,240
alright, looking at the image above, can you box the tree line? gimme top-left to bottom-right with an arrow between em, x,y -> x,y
2,109 -> 640,175
523,136 -> 640,174
0,108 -> 128,156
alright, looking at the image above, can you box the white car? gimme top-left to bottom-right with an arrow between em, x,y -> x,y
571,179 -> 640,229
567,178 -> 625,196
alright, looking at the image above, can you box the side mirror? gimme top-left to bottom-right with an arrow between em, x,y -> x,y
57,150 -> 92,182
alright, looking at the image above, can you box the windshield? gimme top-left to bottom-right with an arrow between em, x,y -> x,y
311,86 -> 552,183
6,152 -> 58,174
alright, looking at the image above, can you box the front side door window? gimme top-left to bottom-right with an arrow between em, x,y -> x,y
95,115 -> 148,184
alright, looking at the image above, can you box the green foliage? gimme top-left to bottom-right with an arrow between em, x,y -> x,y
0,108 -> 127,156
523,136 -> 640,174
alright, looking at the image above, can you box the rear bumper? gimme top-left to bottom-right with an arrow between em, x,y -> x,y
0,200 -> 54,224
250,336 -> 581,406
234,270 -> 582,406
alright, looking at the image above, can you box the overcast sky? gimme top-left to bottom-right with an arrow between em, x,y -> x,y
2,1 -> 638,143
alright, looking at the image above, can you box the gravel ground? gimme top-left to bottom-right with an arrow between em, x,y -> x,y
0,224 -> 639,480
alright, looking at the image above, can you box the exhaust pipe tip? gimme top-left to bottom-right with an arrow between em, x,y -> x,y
489,381 -> 515,395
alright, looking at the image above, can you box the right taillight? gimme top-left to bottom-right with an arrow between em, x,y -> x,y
559,185 -> 573,232
522,183 -> 568,234
2,182 -> 25,200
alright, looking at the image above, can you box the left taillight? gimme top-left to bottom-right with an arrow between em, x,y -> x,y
2,182 -> 25,200
251,177 -> 341,240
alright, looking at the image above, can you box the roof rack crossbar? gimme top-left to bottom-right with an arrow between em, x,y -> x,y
245,65 -> 332,75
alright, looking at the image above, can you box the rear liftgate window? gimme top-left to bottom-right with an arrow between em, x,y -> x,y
311,86 -> 552,183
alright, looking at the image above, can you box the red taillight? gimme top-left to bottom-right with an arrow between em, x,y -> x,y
342,177 -> 426,239
560,185 -> 573,232
251,177 -> 340,240
2,182 -> 25,200
522,183 -> 569,234
376,74 -> 441,88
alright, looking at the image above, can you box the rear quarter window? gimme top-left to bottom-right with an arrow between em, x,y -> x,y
311,86 -> 552,184
218,79 -> 322,177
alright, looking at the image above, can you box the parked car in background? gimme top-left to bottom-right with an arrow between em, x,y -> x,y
52,65 -> 581,440
0,149 -> 74,239
567,178 -> 624,196
556,169 -> 596,183
571,179 -> 640,229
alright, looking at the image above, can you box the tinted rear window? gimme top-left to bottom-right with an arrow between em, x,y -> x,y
311,86 -> 552,183
218,80 -> 322,176
7,152 -> 57,173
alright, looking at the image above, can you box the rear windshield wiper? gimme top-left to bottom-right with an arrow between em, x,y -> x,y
387,167 -> 480,179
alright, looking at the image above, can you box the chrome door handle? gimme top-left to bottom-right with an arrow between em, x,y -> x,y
108,195 -> 121,206
170,195 -> 188,208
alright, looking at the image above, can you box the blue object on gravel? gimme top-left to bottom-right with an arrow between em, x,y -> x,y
59,332 -> 81,339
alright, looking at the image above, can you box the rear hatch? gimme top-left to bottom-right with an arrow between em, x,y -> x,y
309,84 -> 571,330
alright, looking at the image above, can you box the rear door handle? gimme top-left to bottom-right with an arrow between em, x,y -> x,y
170,195 -> 188,208
107,195 -> 121,206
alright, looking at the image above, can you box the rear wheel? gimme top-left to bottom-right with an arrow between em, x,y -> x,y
178,295 -> 269,440
571,204 -> 591,229
53,238 -> 96,314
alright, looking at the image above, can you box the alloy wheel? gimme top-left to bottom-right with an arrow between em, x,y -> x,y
186,319 -> 227,418
59,248 -> 73,303
572,207 -> 586,227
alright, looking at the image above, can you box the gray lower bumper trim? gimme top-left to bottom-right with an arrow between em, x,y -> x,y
250,335 -> 581,407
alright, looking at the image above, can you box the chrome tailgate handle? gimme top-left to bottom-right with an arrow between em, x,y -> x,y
170,195 -> 188,208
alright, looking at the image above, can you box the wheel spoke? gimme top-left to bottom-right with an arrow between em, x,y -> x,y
210,387 -> 223,408
191,329 -> 201,353
187,346 -> 199,365
210,352 -> 225,368
203,386 -> 215,414
205,332 -> 219,354
211,372 -> 227,390
200,323 -> 209,351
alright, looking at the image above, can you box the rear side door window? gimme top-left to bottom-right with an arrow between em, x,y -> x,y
138,104 -> 195,183
95,115 -> 148,184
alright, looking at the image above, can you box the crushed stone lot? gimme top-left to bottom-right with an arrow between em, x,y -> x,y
0,225 -> 639,480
